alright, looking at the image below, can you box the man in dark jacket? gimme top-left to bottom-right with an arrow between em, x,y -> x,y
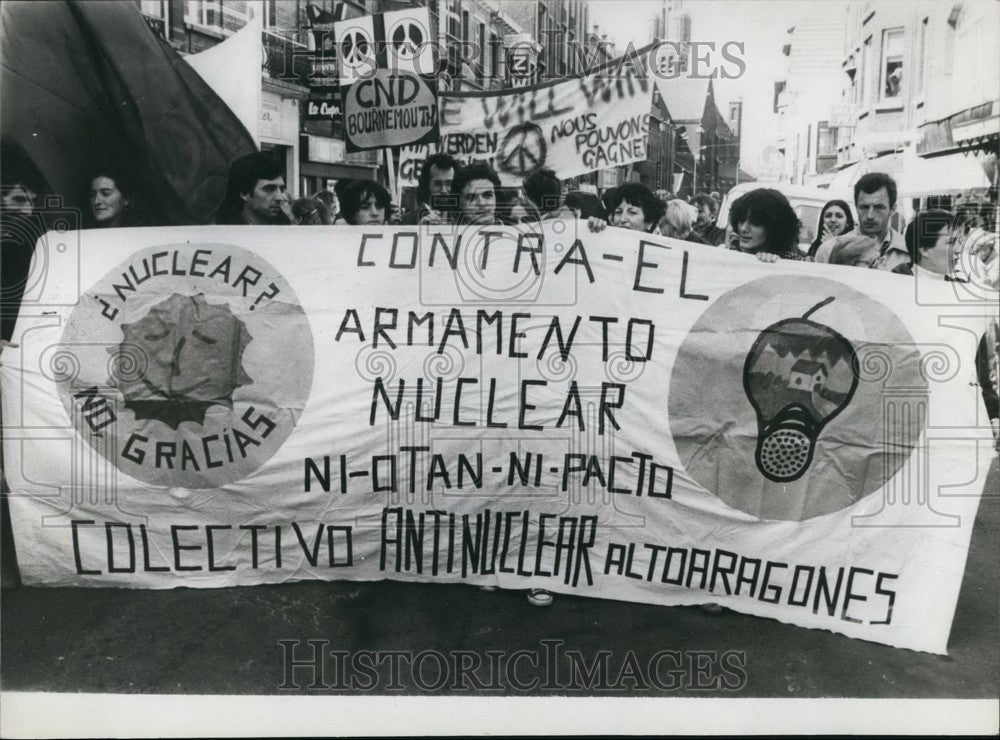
400,153 -> 459,225
215,153 -> 292,225
692,194 -> 725,245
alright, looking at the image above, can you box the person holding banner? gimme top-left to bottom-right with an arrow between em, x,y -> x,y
692,194 -> 727,246
564,191 -> 606,220
727,188 -> 809,262
1,143 -> 49,343
450,162 -> 502,226
659,199 -> 707,244
892,210 -> 1000,448
504,194 -> 541,225
215,153 -> 292,226
87,169 -> 147,228
523,168 -> 575,221
291,197 -> 329,226
339,180 -> 392,226
807,199 -> 855,258
400,153 -> 459,226
891,210 -> 964,279
588,183 -> 666,234
314,191 -> 338,225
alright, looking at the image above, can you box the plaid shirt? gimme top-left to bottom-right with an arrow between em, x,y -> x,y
865,227 -> 909,271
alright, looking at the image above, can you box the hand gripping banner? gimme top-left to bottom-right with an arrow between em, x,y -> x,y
1,223 -> 996,654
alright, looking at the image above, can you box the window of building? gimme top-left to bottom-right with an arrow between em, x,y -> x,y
558,24 -> 567,75
184,0 -> 222,28
817,122 -> 836,156
244,0 -> 277,28
478,22 -> 485,80
461,10 -> 469,44
534,4 -> 548,78
944,7 -> 959,75
880,27 -> 903,100
860,35 -> 871,106
916,17 -> 927,95
446,0 -> 461,41
140,0 -> 170,38
141,0 -> 167,20
489,33 -> 500,81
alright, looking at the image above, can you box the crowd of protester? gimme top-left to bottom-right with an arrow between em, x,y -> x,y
2,146 -> 998,600
3,148 -> 998,417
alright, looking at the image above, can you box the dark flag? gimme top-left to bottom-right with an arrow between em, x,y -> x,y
0,0 -> 257,225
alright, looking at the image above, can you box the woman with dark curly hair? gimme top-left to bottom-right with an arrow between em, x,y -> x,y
728,188 -> 808,262
587,182 -> 665,234
807,199 -> 855,258
339,180 -> 392,225
450,162 -> 502,225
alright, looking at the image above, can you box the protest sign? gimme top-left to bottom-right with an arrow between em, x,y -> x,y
2,224 -> 996,654
439,59 -> 654,184
334,7 -> 439,151
397,144 -> 435,189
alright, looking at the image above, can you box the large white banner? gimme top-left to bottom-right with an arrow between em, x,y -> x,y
439,68 -> 653,184
2,224 -> 996,654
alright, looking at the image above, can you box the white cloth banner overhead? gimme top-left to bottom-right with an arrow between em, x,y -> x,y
439,68 -> 654,185
2,224 -> 996,655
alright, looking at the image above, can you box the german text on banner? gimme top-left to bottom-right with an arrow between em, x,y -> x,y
2,224 -> 996,655
439,68 -> 654,185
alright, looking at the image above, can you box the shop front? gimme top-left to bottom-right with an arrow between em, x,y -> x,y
299,135 -> 382,197
261,81 -> 307,191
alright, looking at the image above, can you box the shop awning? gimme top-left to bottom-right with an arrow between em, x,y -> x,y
827,149 -> 989,196
300,161 -> 377,181
917,100 -> 999,157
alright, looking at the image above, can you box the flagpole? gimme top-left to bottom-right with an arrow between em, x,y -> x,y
385,147 -> 399,207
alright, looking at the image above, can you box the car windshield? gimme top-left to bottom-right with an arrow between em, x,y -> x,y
795,204 -> 821,246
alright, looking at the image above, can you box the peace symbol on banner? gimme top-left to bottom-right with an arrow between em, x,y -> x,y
339,25 -> 372,77
498,122 -> 547,176
388,17 -> 424,63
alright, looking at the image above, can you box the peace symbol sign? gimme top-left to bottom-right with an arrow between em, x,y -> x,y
498,122 -> 546,176
390,20 -> 424,61
340,27 -> 371,71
